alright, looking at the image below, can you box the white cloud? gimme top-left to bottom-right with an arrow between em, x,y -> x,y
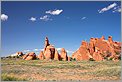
56,48 -> 74,54
40,49 -> 44,51
40,15 -> 52,21
81,17 -> 86,20
56,48 -> 62,51
66,50 -> 74,53
1,14 -> 8,21
33,48 -> 40,51
118,8 -> 121,12
23,49 -> 31,53
46,9 -> 63,15
112,6 -> 121,13
29,17 -> 36,22
98,3 -> 117,13
22,48 -> 74,56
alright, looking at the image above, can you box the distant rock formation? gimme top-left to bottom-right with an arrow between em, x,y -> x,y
72,36 -> 121,61
68,56 -> 71,61
23,52 -> 36,60
21,36 -> 121,61
38,51 -> 45,60
60,48 -> 68,61
38,37 -> 68,61
54,49 -> 60,61
9,52 -> 24,57
44,37 -> 50,53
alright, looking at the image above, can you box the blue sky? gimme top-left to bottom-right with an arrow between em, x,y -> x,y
1,1 -> 121,56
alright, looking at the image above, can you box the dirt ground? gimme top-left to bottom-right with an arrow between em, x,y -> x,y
1,58 -> 121,81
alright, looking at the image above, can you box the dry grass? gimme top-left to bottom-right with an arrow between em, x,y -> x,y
1,58 -> 121,81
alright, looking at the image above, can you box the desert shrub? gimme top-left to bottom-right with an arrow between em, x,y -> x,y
118,55 -> 121,60
71,58 -> 76,61
109,57 -> 113,60
1,74 -> 27,81
7,56 -> 12,58
89,58 -> 95,61
92,67 -> 121,77
115,51 -> 121,55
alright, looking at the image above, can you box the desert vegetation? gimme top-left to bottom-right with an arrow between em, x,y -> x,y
1,58 -> 121,81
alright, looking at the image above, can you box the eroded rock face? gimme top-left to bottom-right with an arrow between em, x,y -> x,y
44,46 -> 52,60
108,36 -> 113,43
60,48 -> 68,61
68,56 -> 71,61
92,50 -> 103,61
72,42 -> 92,61
44,37 -> 50,53
100,36 -> 105,40
80,41 -> 92,60
38,51 -> 45,60
72,36 -> 121,61
54,49 -> 60,61
23,52 -> 36,60
38,37 -> 63,61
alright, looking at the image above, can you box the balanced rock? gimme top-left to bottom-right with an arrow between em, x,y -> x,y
44,37 -> 50,53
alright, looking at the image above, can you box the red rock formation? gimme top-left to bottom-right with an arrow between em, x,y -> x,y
72,41 -> 92,61
89,38 -> 95,55
72,51 -> 78,59
44,45 -> 55,60
72,36 -> 121,61
92,47 -> 104,61
44,37 -> 50,53
54,49 -> 60,60
100,36 -> 105,40
68,56 -> 71,61
38,51 -> 45,60
93,52 -> 103,61
108,36 -> 113,43
44,46 -> 52,60
60,48 -> 68,61
81,41 -> 88,48
23,52 -> 36,60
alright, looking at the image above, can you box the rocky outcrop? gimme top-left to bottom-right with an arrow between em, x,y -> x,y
23,52 -> 37,60
72,36 -> 121,61
72,41 -> 92,61
44,45 -> 55,60
38,51 -> 45,60
60,48 -> 68,61
37,37 -> 67,61
44,37 -> 50,53
92,49 -> 103,61
68,56 -> 71,61
54,49 -> 60,61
